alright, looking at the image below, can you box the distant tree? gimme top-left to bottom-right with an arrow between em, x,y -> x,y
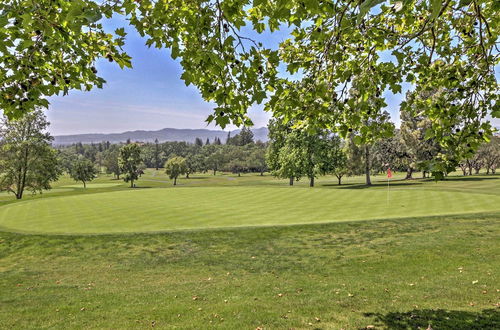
224,146 -> 246,176
238,127 -> 254,146
228,127 -> 254,146
194,137 -> 204,147
267,119 -> 331,187
119,143 -> 142,188
247,147 -> 267,176
458,161 -> 468,176
154,138 -> 160,170
400,91 -> 443,179
267,119 -> 299,185
477,137 -> 500,174
205,138 -> 210,145
214,137 -> 222,145
344,134 -> 364,178
126,138 -> 131,144
104,149 -> 121,179
165,156 -> 187,185
70,158 -> 98,188
226,132 -> 231,145
322,136 -> 348,185
0,109 -> 60,199
205,145 -> 225,175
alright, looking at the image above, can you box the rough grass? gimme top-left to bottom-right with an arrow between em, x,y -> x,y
0,171 -> 499,328
0,214 -> 498,329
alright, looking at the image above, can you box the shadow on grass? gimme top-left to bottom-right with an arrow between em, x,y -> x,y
364,308 -> 499,329
331,181 -> 424,189
442,176 -> 499,182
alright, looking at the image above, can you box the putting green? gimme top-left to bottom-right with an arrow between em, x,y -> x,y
0,187 -> 499,234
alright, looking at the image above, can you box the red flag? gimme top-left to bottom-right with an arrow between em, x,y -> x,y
387,168 -> 393,178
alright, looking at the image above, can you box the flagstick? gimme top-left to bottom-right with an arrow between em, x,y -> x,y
387,176 -> 390,206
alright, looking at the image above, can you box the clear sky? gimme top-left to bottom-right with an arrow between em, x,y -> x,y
46,16 -> 498,136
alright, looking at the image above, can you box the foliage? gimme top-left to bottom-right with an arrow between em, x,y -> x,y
0,109 -> 60,199
3,0 -> 497,172
0,0 -> 131,119
164,156 -> 187,185
103,148 -> 121,179
69,158 -> 97,188
118,143 -> 142,188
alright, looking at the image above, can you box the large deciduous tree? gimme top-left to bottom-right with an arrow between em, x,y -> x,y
118,143 -> 142,188
0,109 -> 60,199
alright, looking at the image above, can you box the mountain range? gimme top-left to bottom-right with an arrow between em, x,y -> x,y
53,127 -> 269,145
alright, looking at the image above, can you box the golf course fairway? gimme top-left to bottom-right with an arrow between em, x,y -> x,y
1,186 -> 499,234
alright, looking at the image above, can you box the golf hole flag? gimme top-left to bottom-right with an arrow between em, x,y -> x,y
387,168 -> 393,179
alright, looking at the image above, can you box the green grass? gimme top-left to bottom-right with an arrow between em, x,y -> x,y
1,186 -> 500,234
0,171 -> 499,234
0,171 -> 499,328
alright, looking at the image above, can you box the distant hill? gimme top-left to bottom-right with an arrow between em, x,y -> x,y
53,127 -> 269,145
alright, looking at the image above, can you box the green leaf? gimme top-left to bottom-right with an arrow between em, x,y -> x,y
115,27 -> 126,38
458,0 -> 473,7
430,0 -> 442,20
357,0 -> 386,24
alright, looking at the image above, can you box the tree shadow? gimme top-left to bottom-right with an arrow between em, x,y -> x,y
364,308 -> 499,329
333,181 -> 424,189
442,176 -> 499,182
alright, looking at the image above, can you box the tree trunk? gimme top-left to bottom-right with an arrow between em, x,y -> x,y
405,167 -> 413,179
213,169 -> 216,176
174,177 -> 177,186
130,179 -> 134,188
475,168 -> 480,174
486,168 -> 490,174
289,177 -> 294,186
309,176 -> 314,187
337,176 -> 342,185
364,145 -> 371,186
260,171 -> 263,176
186,172 -> 190,179
83,181 -> 86,189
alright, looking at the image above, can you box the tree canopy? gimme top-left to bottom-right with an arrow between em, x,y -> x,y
70,158 -> 98,188
118,143 -> 142,188
164,156 -> 187,185
1,0 -> 498,171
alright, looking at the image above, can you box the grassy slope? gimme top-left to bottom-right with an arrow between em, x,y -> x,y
0,171 -> 499,328
0,215 -> 498,329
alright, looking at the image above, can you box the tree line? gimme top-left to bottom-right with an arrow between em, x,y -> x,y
0,110 -> 498,199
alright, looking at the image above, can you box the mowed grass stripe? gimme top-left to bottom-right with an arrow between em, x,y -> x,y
0,186 -> 499,234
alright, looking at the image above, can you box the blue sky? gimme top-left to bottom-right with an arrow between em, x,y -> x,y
46,16 -> 498,135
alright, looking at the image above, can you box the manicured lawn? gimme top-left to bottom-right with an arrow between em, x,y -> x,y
0,172 -> 498,328
0,171 -> 499,234
0,186 -> 499,234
